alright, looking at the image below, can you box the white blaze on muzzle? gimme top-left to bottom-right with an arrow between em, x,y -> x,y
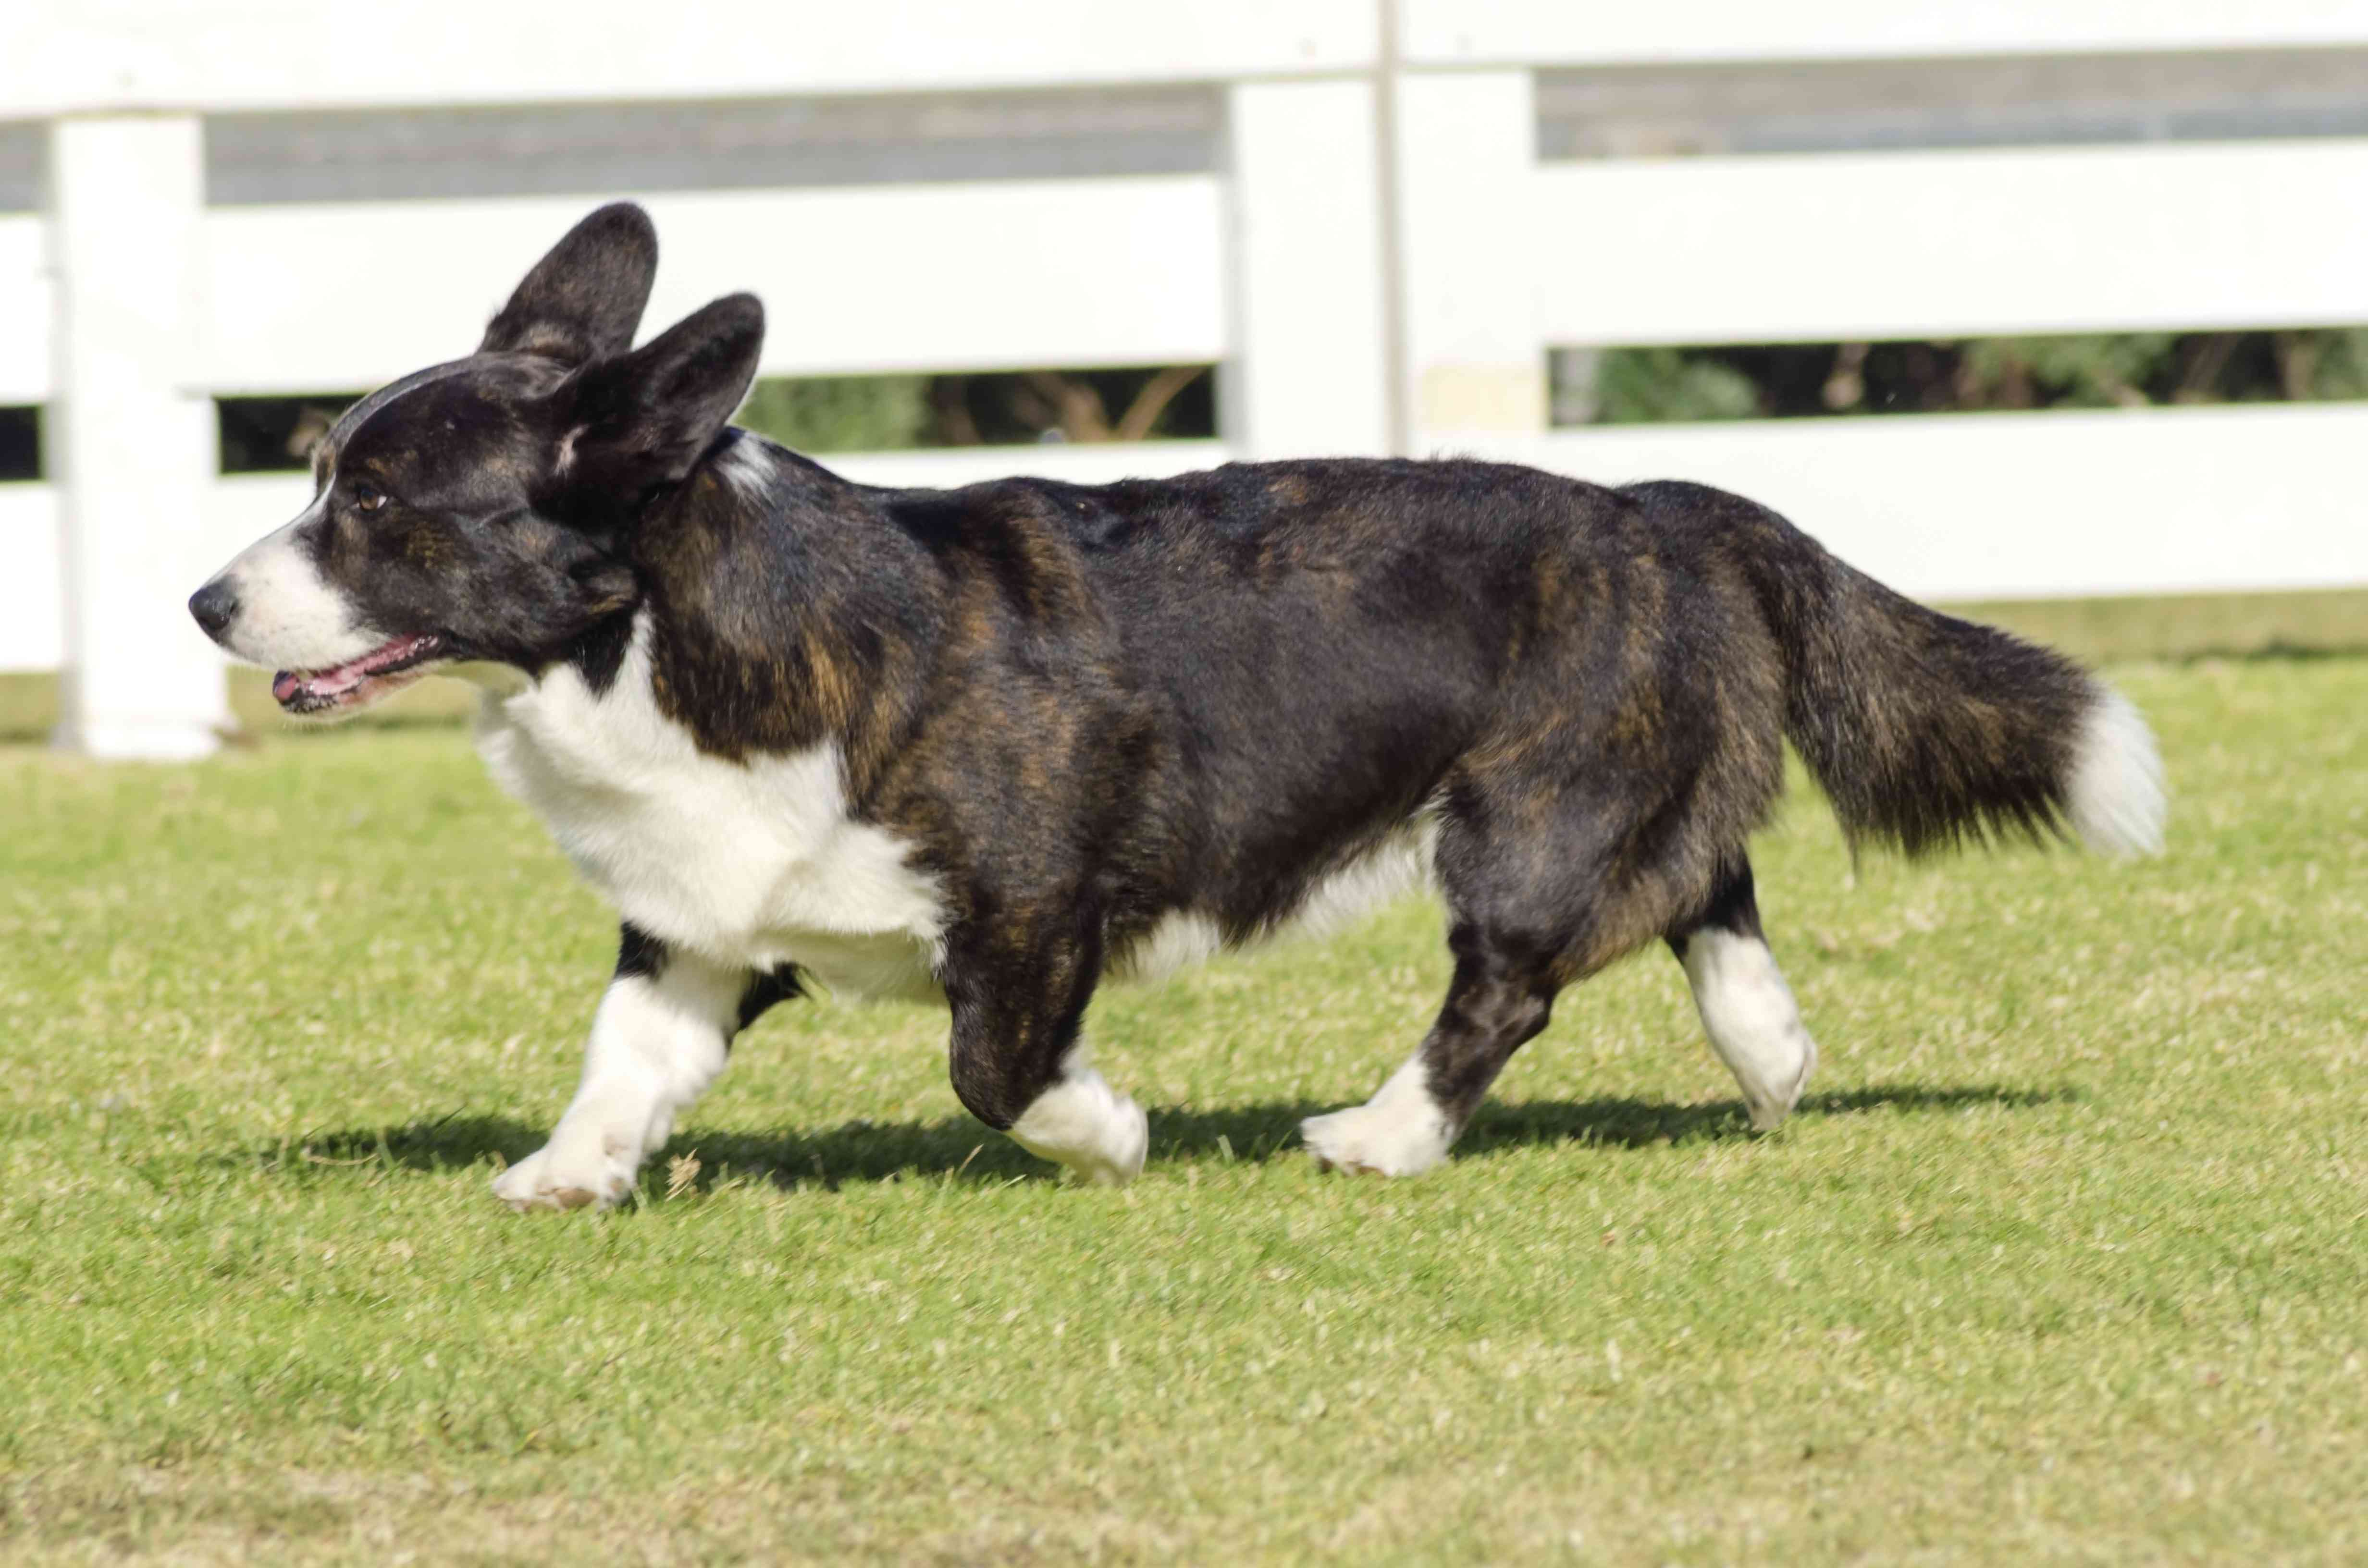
203,498 -> 377,674
196,498 -> 452,718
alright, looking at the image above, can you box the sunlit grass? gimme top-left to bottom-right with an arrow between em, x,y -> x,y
2,618 -> 2363,1561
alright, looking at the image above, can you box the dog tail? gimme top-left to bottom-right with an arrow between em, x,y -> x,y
1716,494 -> 2167,860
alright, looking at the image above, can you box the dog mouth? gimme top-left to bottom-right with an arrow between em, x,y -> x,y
272,633 -> 447,715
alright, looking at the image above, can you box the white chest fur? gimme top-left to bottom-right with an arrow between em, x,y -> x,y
469,623 -> 947,1000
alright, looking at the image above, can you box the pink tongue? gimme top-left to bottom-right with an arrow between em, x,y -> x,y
304,662 -> 370,697
275,636 -> 422,704
274,664 -> 362,701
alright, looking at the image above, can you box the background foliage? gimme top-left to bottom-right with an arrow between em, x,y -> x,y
1561,326 -> 2368,425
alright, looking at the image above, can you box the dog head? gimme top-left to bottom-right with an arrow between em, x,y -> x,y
188,203 -> 764,717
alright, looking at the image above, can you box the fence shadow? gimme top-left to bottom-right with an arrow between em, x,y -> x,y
254,1080 -> 2076,1197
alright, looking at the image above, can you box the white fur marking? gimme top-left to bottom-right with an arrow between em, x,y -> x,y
1289,816 -> 1440,940
493,958 -> 742,1212
473,615 -> 946,995
1679,928 -> 1818,1132
1007,1048 -> 1149,1186
2068,688 -> 2167,858
714,438 -> 776,505
206,501 -> 376,673
1301,1051 -> 1455,1177
1112,814 -> 1440,985
1117,910 -> 1227,983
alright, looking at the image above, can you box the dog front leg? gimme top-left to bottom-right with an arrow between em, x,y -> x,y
493,925 -> 748,1213
942,918 -> 1147,1187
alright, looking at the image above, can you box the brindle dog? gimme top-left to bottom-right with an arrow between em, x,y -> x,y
189,204 -> 2165,1209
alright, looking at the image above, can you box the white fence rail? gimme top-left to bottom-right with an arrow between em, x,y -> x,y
1490,404 -> 2368,602
0,215 -> 45,403
1396,0 -> 2368,66
0,1 -> 1380,114
201,180 -> 1233,389
7,0 -> 2368,754
1530,140 -> 2368,346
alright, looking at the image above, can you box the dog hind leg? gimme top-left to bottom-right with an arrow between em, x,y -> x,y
1302,921 -> 1561,1176
1304,790 -> 1607,1176
1304,749 -> 1775,1176
1666,856 -> 1817,1132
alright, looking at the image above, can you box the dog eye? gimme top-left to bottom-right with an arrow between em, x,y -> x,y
352,480 -> 389,514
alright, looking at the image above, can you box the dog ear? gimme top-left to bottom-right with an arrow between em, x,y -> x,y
480,202 -> 659,365
556,293 -> 766,490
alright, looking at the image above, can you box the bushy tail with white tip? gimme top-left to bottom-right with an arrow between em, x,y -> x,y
1746,526 -> 2167,860
2063,688 -> 2167,858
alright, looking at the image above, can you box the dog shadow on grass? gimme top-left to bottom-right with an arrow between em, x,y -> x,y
260,1081 -> 2076,1197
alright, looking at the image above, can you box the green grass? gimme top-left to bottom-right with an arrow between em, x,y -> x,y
3,604 -> 2366,1562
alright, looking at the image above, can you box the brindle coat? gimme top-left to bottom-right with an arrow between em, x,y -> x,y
190,204 -> 2161,1197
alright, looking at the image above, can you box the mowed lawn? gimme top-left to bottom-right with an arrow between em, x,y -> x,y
1,597 -> 2363,1563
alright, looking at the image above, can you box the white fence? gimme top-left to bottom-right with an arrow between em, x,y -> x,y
7,1 -> 2368,755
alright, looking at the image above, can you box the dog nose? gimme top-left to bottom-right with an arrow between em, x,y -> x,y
188,579 -> 239,640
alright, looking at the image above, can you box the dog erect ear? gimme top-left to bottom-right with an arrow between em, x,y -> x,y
479,202 -> 659,366
556,293 -> 766,490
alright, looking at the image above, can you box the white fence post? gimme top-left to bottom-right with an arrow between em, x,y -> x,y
1221,80 -> 1394,460
45,114 -> 228,760
1393,69 -> 1545,456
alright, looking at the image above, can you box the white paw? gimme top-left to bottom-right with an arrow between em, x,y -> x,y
1048,1094 -> 1147,1187
490,1133 -> 641,1213
1303,1057 -> 1454,1177
1008,1059 -> 1149,1187
1678,929 -> 1820,1132
1074,1092 -> 1149,1186
1738,1029 -> 1817,1132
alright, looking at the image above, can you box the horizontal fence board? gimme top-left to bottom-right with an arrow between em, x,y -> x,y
4,0 -> 1377,117
1401,0 -> 2368,67
200,180 -> 1230,392
0,217 -> 51,403
1476,403 -> 2368,601
0,486 -> 61,673
202,90 -> 1224,207
823,440 -> 1237,489
1534,139 -> 2368,347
